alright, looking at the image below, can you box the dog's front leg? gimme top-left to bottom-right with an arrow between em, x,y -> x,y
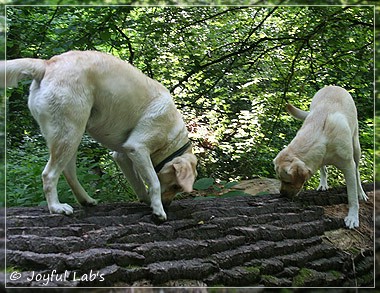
341,161 -> 360,229
113,152 -> 149,203
123,143 -> 167,221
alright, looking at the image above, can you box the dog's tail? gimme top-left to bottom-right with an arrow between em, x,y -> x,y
0,58 -> 46,88
286,104 -> 309,121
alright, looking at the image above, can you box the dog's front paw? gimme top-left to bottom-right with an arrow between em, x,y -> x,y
153,211 -> 167,221
152,208 -> 167,221
49,203 -> 74,215
151,200 -> 167,221
344,214 -> 359,229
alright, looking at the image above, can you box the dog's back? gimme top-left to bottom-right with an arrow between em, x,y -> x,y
1,50 -> 168,101
298,86 -> 359,139
3,51 -> 179,151
44,50 -> 169,103
310,86 -> 357,119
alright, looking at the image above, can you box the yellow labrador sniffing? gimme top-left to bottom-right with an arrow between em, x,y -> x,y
273,86 -> 368,229
0,50 -> 198,221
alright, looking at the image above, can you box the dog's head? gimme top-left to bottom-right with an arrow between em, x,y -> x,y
157,151 -> 197,206
273,150 -> 312,198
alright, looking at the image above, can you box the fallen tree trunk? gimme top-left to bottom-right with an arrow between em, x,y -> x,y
0,183 -> 375,289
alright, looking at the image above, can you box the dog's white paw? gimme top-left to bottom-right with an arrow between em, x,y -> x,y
49,203 -> 74,215
150,198 -> 167,221
152,207 -> 167,221
359,191 -> 368,201
344,214 -> 359,229
317,184 -> 329,191
154,211 -> 167,221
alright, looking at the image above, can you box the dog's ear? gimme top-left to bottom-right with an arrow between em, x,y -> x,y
172,153 -> 197,193
172,161 -> 195,193
286,158 -> 312,189
293,159 -> 312,183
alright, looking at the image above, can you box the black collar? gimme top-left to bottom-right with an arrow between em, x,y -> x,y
154,141 -> 192,173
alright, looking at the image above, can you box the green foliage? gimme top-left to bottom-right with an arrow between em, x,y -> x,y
376,116 -> 380,182
4,6 -> 374,207
6,134 -> 137,207
193,178 -> 215,191
292,268 -> 315,287
193,177 -> 249,199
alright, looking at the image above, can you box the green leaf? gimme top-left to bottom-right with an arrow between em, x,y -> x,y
255,191 -> 270,196
193,178 -> 215,190
224,181 -> 239,188
220,191 -> 251,198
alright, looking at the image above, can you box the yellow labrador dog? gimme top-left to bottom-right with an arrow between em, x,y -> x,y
273,86 -> 368,229
1,50 -> 198,221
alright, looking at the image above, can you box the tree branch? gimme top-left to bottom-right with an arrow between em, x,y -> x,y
177,7 -> 248,33
112,25 -> 135,64
36,7 -> 60,57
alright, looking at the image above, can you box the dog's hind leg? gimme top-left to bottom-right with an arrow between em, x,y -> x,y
356,168 -> 368,201
63,152 -> 97,206
34,103 -> 90,215
317,166 -> 329,191
42,136 -> 82,215
353,134 -> 368,201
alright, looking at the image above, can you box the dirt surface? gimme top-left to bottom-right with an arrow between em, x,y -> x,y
0,183 -> 375,290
